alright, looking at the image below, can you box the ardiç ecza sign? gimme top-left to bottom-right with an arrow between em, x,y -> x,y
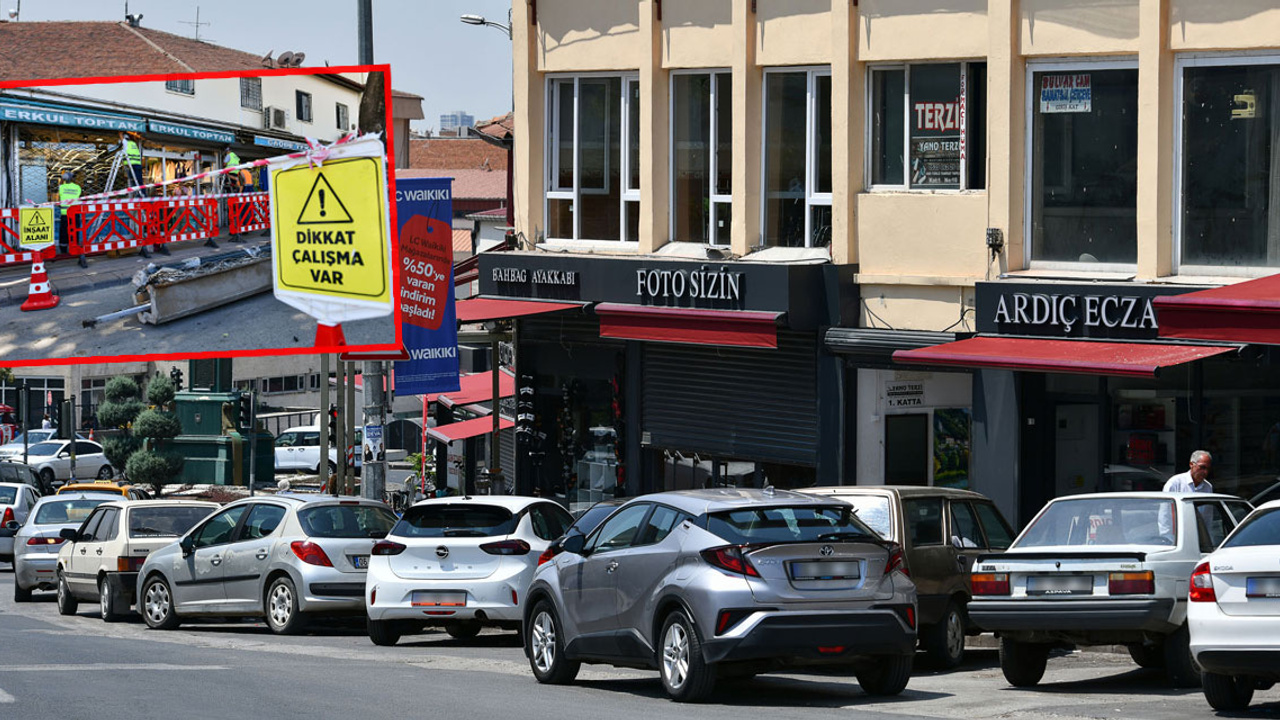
975,282 -> 1208,340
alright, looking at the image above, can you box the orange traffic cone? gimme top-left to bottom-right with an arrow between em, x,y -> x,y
88,427 -> 95,441
315,322 -> 346,347
20,255 -> 59,311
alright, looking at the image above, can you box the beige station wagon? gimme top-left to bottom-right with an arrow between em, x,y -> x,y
801,485 -> 1016,668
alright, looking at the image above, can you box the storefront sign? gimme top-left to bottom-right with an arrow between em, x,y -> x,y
976,282 -> 1207,340
1040,74 -> 1092,114
147,120 -> 235,145
491,267 -> 579,288
886,382 -> 926,408
910,65 -> 966,188
254,135 -> 309,151
0,101 -> 145,132
393,177 -> 460,396
634,266 -> 744,303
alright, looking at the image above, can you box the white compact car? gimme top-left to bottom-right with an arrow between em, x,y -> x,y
0,481 -> 41,564
968,491 -> 1252,688
274,425 -> 361,475
1189,500 -> 1280,711
365,495 -> 573,646
22,439 -> 113,486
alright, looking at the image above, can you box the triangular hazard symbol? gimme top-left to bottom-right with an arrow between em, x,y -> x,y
296,173 -> 354,224
27,212 -> 48,228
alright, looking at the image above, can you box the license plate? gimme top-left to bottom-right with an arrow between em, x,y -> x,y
789,561 -> 861,581
411,591 -> 466,607
1026,574 -> 1093,596
350,555 -> 369,569
1246,577 -> 1280,598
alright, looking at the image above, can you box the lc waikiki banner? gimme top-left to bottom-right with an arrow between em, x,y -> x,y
394,177 -> 460,395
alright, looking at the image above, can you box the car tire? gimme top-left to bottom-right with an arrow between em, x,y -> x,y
317,461 -> 337,476
445,621 -> 482,640
856,654 -> 913,696
922,601 -> 966,669
141,575 -> 182,630
1202,671 -> 1255,711
99,577 -> 123,622
659,610 -> 716,702
1127,642 -> 1165,669
96,464 -> 113,480
14,579 -> 32,603
527,600 -> 580,685
1163,623 -> 1202,688
39,468 -> 55,488
56,571 -> 78,616
367,618 -> 402,647
999,637 -> 1049,687
265,576 -> 307,635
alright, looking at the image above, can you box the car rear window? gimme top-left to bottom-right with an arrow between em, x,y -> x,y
705,505 -> 877,545
129,506 -> 217,538
839,496 -> 892,538
300,504 -> 397,538
0,487 -> 15,504
393,504 -> 516,538
1221,507 -> 1280,549
1018,497 -> 1175,548
34,499 -> 108,524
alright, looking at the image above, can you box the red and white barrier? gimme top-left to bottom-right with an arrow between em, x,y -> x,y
67,200 -> 150,257
229,192 -> 270,235
0,208 -> 40,267
151,197 -> 218,244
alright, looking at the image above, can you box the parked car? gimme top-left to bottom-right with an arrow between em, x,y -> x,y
22,439 -> 113,486
0,481 -> 42,564
1188,500 -> 1280,711
523,488 -> 918,702
57,481 -> 151,500
137,495 -> 396,634
365,495 -> 574,645
800,485 -> 1016,668
539,498 -> 625,565
0,430 -> 85,460
0,458 -> 54,494
968,491 -> 1254,688
12,491 -> 120,601
56,499 -> 219,621
274,425 -> 362,475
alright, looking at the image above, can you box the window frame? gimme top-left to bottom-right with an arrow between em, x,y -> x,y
585,502 -> 653,554
544,71 -> 641,246
669,68 -> 733,246
296,91 -> 313,124
760,66 -> 832,249
165,78 -> 195,96
1023,56 -> 1139,273
240,77 -> 263,111
336,102 -> 350,132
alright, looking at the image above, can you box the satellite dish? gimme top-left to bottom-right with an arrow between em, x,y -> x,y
290,52 -> 306,67
276,51 -> 295,68
261,50 -> 274,68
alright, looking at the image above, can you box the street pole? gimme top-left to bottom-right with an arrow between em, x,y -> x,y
336,360 -> 347,495
346,361 -> 357,494
20,381 -> 28,466
319,353 -> 330,491
490,339 -> 500,494
247,390 -> 257,497
357,0 -> 373,65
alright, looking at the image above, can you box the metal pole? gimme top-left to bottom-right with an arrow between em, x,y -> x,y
362,360 -> 386,501
346,361 -> 357,494
247,390 -> 257,497
20,381 -> 28,466
357,0 -> 374,65
335,359 -> 346,495
491,340 -> 500,486
319,353 -> 330,491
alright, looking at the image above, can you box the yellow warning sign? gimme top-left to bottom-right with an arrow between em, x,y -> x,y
271,156 -> 388,302
19,207 -> 55,250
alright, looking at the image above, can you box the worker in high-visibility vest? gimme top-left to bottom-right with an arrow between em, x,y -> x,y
225,148 -> 242,193
58,171 -> 82,254
121,132 -> 144,195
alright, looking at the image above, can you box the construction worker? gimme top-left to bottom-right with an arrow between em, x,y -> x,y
225,148 -> 242,193
121,132 -> 144,194
57,170 -> 82,254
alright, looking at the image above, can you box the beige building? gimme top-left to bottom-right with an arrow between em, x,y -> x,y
491,1 -> 1280,522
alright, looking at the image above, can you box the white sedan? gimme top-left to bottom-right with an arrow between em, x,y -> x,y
1189,499 -> 1280,711
23,440 -> 114,486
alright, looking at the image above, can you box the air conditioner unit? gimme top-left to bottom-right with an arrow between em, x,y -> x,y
263,106 -> 288,130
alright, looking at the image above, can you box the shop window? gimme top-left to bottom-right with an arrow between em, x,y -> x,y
762,67 -> 831,248
240,77 -> 262,111
545,75 -> 639,242
296,91 -> 313,123
336,102 -> 350,131
885,413 -> 929,485
869,62 -> 986,191
165,78 -> 195,96
671,70 -> 732,246
1179,59 -> 1280,272
261,375 -> 307,394
1028,64 -> 1138,266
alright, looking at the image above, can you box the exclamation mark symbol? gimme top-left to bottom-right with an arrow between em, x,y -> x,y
318,188 -> 326,217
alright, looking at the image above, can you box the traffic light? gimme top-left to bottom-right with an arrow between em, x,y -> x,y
170,366 -> 184,391
58,399 -> 74,440
239,391 -> 254,428
327,404 -> 338,446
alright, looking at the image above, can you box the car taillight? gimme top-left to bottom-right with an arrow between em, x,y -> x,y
537,547 -> 558,566
1109,571 -> 1154,595
480,539 -> 531,556
116,556 -> 146,572
701,545 -> 760,577
972,572 -> 1011,595
1,507 -> 12,526
372,540 -> 406,556
1190,561 -> 1216,603
290,541 -> 334,567
27,536 -> 65,546
885,543 -> 909,577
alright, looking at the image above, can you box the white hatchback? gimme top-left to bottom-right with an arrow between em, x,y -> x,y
1189,499 -> 1280,711
364,495 -> 573,646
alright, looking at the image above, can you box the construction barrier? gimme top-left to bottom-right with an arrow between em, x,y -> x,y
228,192 -> 270,235
151,197 -> 219,244
0,208 -> 43,267
67,200 -> 151,257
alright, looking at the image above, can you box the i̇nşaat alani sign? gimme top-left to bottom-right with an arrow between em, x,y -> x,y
975,282 -> 1209,340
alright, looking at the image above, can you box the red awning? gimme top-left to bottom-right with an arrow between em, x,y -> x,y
426,415 -> 514,443
595,303 -> 782,349
1154,275 -> 1280,345
892,337 -> 1237,377
456,297 -> 584,324
426,370 -> 515,408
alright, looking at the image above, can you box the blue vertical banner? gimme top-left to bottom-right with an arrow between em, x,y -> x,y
394,177 -> 460,395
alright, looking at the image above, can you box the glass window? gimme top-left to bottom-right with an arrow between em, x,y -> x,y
903,498 -> 945,546
1221,507 -> 1280,548
950,501 -> 984,548
972,501 -> 1016,550
705,505 -> 877,545
1224,500 -> 1255,524
639,505 -> 688,545
130,506 -> 215,538
1180,61 -> 1280,271
672,71 -> 732,246
166,78 -> 195,96
193,505 -> 248,548
97,507 -> 120,541
296,91 -> 313,123
240,77 -> 262,111
870,63 -> 985,190
1030,66 -> 1139,265
240,504 -> 287,540
0,486 -> 15,504
1195,501 -> 1236,552
299,505 -> 397,538
837,495 -> 893,538
529,503 -> 573,541
393,504 -> 516,538
336,102 -> 350,132
1018,496 -> 1174,548
79,508 -> 106,541
34,499 -> 107,524
589,503 -> 651,552
763,68 -> 831,248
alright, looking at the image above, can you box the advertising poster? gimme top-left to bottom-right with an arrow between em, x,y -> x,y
363,423 -> 384,464
393,176 -> 461,395
933,408 -> 972,489
909,64 -> 964,188
1040,73 -> 1092,113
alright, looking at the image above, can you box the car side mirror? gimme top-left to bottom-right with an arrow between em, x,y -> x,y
179,535 -> 195,556
59,527 -> 79,541
561,533 -> 588,556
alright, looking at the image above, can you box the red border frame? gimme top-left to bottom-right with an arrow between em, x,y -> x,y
0,64 -> 402,368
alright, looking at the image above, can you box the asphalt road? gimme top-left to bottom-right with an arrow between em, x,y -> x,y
2,569 -> 1278,720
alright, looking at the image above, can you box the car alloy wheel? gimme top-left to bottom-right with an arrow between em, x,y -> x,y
56,572 -> 78,616
944,607 -> 965,662
662,621 -> 691,690
530,610 -> 557,674
142,577 -> 180,630
266,577 -> 305,635
100,578 -> 121,622
97,465 -> 113,480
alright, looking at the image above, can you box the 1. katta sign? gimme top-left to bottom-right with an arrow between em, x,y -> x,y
976,282 -> 1206,340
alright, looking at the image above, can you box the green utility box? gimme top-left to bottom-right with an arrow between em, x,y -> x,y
170,390 -> 273,486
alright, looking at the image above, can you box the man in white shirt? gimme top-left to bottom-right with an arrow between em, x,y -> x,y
1164,450 -> 1213,494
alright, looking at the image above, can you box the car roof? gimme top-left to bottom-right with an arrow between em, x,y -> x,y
231,493 -> 388,508
0,481 -> 29,490
621,488 -> 849,516
58,482 -> 129,494
34,491 -> 121,503
407,495 -> 552,511
1048,491 -> 1242,502
804,485 -> 992,501
280,426 -> 319,433
96,499 -> 220,510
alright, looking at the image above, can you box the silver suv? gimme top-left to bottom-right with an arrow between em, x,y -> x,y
523,488 -> 918,702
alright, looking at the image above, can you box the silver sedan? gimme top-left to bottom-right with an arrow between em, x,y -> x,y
13,492 -> 120,601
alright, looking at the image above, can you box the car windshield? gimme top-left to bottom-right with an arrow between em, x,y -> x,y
1017,497 -> 1175,548
129,506 -> 217,538
1221,507 -> 1280,548
837,496 -> 893,538
392,504 -> 516,538
0,486 -> 16,504
34,499 -> 109,524
26,442 -> 61,456
299,504 -> 397,538
705,505 -> 878,545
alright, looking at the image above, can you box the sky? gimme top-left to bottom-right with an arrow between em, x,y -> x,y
13,0 -> 515,132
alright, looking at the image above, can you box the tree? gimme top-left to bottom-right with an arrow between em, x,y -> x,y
98,377 -> 145,478
126,374 -> 184,494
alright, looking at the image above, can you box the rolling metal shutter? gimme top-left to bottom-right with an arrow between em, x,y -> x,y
642,331 -> 818,466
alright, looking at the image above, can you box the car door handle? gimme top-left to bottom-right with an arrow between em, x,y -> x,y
210,556 -> 222,566
255,550 -> 269,560
606,561 -> 619,573
95,548 -> 103,555
79,547 -> 86,554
